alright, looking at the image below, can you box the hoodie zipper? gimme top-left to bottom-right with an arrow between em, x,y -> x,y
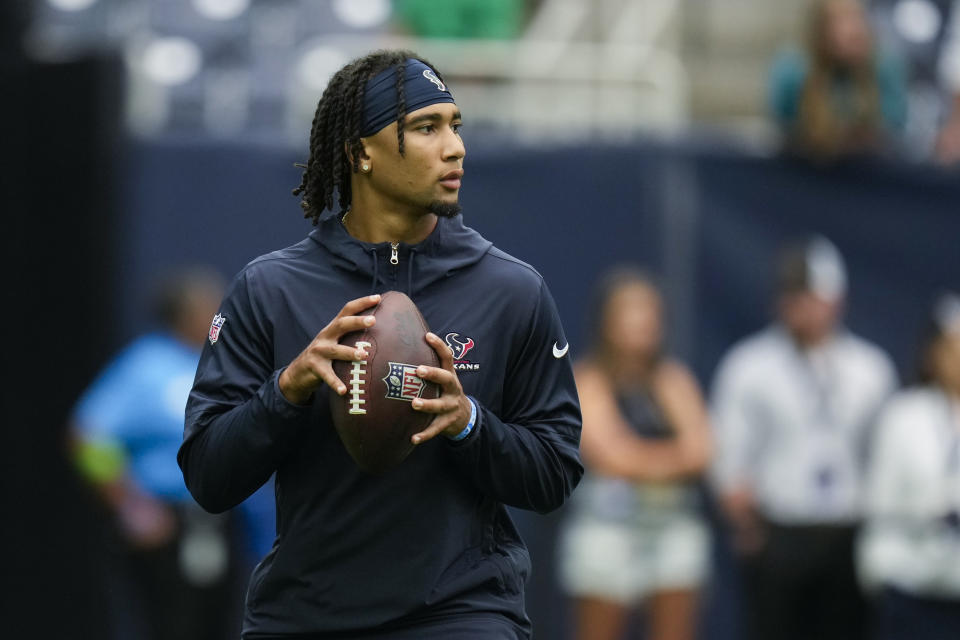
390,242 -> 399,265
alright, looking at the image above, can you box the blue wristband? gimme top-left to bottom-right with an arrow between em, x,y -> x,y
449,398 -> 477,441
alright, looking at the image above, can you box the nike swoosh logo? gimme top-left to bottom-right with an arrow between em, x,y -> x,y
552,342 -> 569,358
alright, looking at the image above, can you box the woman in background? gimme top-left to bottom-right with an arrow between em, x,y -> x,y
558,268 -> 712,640
769,0 -> 907,159
859,292 -> 960,640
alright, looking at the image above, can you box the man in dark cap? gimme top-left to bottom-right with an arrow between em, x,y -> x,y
711,236 -> 897,640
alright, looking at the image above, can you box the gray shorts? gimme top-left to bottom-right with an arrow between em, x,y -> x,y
558,513 -> 711,604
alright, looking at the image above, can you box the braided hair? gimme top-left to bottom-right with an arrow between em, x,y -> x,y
292,49 -> 446,225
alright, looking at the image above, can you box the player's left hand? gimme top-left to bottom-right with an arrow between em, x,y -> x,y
409,332 -> 472,445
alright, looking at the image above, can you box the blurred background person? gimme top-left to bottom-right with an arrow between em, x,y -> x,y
859,291 -> 960,640
769,0 -> 908,160
935,1 -> 960,163
558,268 -> 712,640
935,75 -> 960,162
70,267 -> 245,640
868,0 -> 960,163
711,236 -> 898,640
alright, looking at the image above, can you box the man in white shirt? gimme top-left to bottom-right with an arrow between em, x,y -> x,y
711,236 -> 897,640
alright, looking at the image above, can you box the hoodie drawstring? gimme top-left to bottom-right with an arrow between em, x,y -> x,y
407,248 -> 417,297
369,248 -> 379,296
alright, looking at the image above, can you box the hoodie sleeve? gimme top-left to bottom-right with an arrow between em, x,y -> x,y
178,269 -> 309,513
446,278 -> 583,514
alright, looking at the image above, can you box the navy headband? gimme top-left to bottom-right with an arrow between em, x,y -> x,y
361,58 -> 455,137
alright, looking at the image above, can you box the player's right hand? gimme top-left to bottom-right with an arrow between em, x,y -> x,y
278,294 -> 380,405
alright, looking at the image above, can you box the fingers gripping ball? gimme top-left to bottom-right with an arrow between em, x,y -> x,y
329,291 -> 440,473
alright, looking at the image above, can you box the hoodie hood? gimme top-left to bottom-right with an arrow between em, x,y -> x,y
308,210 -> 493,296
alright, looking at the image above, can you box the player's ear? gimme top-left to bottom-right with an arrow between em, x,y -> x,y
345,140 -> 372,174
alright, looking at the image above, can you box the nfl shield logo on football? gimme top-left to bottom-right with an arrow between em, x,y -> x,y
208,313 -> 225,345
383,362 -> 425,402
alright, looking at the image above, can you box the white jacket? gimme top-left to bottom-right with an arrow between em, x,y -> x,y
859,387 -> 960,598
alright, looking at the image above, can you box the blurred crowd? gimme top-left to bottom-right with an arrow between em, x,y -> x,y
564,239 -> 960,640
768,0 -> 960,165
22,0 -> 960,164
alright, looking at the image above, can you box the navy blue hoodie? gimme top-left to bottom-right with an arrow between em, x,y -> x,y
178,210 -> 583,638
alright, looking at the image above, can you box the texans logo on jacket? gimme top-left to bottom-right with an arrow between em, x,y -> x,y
445,332 -> 480,371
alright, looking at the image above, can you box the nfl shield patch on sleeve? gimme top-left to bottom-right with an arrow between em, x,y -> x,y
208,313 -> 225,345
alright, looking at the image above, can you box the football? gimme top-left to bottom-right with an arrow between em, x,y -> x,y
329,291 -> 441,473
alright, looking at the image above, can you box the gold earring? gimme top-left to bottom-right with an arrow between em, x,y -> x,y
362,163 -> 370,172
